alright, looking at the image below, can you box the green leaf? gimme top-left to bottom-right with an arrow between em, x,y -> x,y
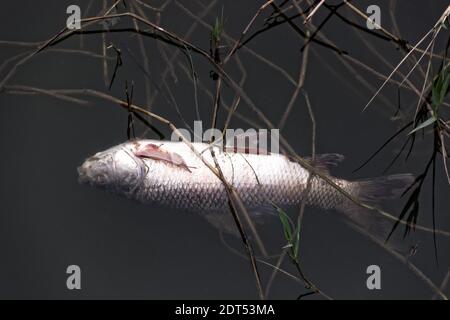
293,227 -> 300,260
273,202 -> 301,260
432,85 -> 439,110
439,70 -> 450,105
276,207 -> 292,243
431,67 -> 450,111
408,116 -> 436,135
211,14 -> 224,44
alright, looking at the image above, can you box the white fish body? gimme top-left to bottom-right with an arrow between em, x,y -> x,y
78,140 -> 413,235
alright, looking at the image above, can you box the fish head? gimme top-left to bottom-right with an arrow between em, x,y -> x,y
78,143 -> 146,195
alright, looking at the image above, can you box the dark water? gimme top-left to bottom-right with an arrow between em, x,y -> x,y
0,0 -> 449,299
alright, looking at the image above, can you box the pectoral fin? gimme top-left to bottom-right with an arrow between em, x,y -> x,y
134,142 -> 193,172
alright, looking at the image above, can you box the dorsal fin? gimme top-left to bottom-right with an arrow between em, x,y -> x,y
303,153 -> 345,173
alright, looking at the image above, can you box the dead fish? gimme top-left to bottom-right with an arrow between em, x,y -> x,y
78,140 -> 414,236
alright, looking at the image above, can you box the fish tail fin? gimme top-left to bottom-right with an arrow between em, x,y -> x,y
349,174 -> 415,203
337,173 -> 414,244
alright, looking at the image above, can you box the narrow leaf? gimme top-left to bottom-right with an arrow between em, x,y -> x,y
277,207 -> 293,242
409,117 -> 436,135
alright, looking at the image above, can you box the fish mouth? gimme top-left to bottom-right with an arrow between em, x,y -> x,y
77,162 -> 91,185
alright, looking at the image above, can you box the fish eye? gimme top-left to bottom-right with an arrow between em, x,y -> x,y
95,173 -> 109,185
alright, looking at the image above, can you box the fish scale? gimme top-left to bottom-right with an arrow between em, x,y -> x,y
124,141 -> 347,212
